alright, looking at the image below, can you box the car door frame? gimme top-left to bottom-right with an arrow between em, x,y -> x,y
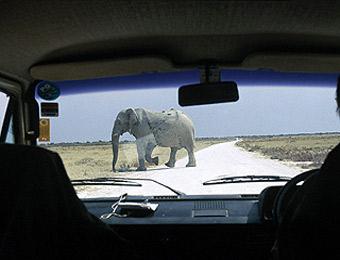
0,76 -> 25,144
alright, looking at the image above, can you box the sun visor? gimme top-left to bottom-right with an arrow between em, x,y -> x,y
238,53 -> 340,73
30,57 -> 176,81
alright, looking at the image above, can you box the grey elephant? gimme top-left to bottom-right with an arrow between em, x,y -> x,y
111,108 -> 196,171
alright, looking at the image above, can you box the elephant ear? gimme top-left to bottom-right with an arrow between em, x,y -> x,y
126,108 -> 139,130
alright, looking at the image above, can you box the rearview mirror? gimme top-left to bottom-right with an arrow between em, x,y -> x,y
178,81 -> 239,106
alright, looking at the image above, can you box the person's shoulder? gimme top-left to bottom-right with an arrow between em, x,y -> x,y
327,143 -> 340,158
321,143 -> 340,172
0,143 -> 60,161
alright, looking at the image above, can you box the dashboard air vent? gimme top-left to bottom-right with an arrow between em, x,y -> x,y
194,201 -> 227,210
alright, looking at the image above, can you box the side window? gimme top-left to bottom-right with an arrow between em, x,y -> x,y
0,92 -> 9,125
5,115 -> 15,143
0,91 -> 15,143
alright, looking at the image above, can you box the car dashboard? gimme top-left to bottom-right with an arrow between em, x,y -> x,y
81,189 -> 281,259
84,194 -> 262,225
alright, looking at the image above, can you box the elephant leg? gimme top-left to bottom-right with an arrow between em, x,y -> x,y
185,145 -> 196,167
145,142 -> 159,165
137,159 -> 146,171
165,147 -> 178,168
136,138 -> 147,171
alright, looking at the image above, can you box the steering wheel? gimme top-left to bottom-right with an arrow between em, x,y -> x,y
273,169 -> 319,225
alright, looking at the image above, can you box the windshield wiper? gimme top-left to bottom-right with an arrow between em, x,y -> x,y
71,177 -> 185,196
203,175 -> 292,186
116,177 -> 186,196
71,177 -> 142,187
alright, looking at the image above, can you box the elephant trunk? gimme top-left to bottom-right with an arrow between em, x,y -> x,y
112,133 -> 120,172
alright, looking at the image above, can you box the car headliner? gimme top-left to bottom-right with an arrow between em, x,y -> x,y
1,1 -> 340,82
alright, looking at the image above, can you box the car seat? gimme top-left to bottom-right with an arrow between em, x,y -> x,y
273,144 -> 340,259
0,144 -> 134,259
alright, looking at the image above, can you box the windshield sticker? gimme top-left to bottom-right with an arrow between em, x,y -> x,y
39,118 -> 50,142
41,102 -> 59,117
37,81 -> 60,101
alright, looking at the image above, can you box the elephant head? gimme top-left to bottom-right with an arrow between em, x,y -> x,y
111,108 -> 139,171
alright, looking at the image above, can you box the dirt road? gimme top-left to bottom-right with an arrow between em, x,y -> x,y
76,141 -> 304,198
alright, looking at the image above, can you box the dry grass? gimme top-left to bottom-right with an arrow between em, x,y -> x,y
42,134 -> 340,180
236,134 -> 340,169
46,139 -> 226,180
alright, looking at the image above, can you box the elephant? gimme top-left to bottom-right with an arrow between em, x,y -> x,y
111,108 -> 196,171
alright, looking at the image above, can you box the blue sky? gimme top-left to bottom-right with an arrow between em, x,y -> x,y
31,69 -> 339,143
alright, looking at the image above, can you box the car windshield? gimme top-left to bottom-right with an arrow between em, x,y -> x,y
36,69 -> 339,198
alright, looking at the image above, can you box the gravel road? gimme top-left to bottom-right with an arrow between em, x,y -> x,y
76,141 -> 304,198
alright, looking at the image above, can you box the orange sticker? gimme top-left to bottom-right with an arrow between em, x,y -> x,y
39,118 -> 50,142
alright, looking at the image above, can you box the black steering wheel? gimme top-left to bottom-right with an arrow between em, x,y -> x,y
273,169 -> 320,225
